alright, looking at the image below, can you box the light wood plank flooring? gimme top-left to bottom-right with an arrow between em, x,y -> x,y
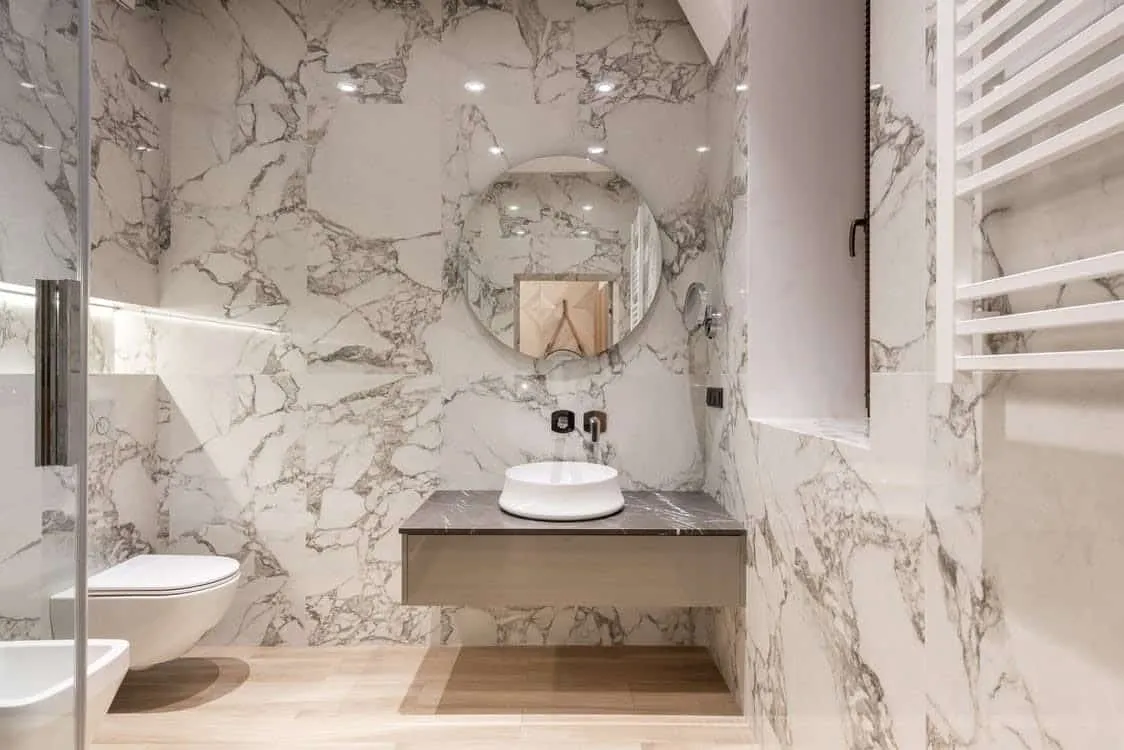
94,645 -> 756,749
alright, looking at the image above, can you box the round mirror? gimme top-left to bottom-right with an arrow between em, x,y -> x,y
461,156 -> 664,359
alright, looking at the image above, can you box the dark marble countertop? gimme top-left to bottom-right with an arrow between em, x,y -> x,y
400,490 -> 745,536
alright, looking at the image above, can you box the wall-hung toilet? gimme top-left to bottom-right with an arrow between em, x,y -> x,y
51,555 -> 240,670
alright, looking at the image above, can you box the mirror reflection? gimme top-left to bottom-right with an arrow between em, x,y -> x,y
462,156 -> 663,359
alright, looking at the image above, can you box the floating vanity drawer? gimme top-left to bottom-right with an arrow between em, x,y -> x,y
400,490 -> 746,607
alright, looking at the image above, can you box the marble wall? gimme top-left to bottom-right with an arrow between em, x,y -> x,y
149,0 -> 711,647
0,0 -> 164,639
701,0 -> 1124,747
0,0 -> 80,288
85,0 -> 166,577
90,0 -> 168,307
0,0 -> 82,638
969,146 -> 1124,746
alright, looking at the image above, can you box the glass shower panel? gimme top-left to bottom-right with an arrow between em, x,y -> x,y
0,0 -> 90,747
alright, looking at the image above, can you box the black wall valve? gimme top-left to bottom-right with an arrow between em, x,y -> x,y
551,410 -> 576,433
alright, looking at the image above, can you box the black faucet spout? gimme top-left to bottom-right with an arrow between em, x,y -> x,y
582,410 -> 607,444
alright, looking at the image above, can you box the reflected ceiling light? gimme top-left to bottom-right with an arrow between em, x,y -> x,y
581,204 -> 593,212
36,143 -> 56,150
696,145 -> 711,153
488,146 -> 504,156
136,145 -> 154,152
148,80 -> 168,90
735,83 -> 748,92
336,81 -> 359,93
577,229 -> 590,236
595,81 -> 615,93
464,80 -> 486,93
514,229 -> 527,236
508,205 -> 520,212
587,145 -> 606,155
19,81 -> 35,89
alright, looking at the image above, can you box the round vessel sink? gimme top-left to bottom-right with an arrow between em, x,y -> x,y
499,461 -> 625,521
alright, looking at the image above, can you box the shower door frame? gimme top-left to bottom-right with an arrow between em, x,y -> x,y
74,0 -> 93,744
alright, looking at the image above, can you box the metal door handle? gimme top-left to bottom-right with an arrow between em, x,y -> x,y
35,279 -> 81,467
849,218 -> 867,258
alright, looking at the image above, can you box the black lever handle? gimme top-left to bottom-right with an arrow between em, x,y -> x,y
550,410 -> 575,434
849,217 -> 867,258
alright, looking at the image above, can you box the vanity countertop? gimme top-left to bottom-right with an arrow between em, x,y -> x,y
400,490 -> 745,537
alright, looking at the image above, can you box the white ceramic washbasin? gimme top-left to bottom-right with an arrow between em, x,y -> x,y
499,461 -> 625,521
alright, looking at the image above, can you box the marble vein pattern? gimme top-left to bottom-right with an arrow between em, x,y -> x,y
575,0 -> 708,132
0,0 -> 85,642
438,603 -> 697,648
868,59 -> 928,375
87,375 -> 160,573
90,0 -> 168,306
699,0 -> 1124,747
161,0 -> 306,325
402,490 -> 744,536
0,376 -> 84,640
698,0 -> 938,744
0,0 -> 80,285
444,0 -> 577,106
0,375 -> 48,639
145,0 -> 710,647
303,0 -> 441,106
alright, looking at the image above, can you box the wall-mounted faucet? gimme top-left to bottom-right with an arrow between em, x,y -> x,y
583,411 -> 607,443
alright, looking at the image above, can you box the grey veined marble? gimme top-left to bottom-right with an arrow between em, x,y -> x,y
402,490 -> 745,536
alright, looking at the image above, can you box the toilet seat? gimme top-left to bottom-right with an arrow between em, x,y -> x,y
86,554 -> 241,597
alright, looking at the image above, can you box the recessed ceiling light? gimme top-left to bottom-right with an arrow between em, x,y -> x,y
696,145 -> 711,153
464,80 -> 486,93
508,205 -> 520,211
19,81 -> 35,90
336,81 -> 359,93
148,80 -> 168,90
488,146 -> 504,156
577,229 -> 590,236
514,229 -> 527,236
595,81 -> 615,93
587,145 -> 606,155
735,83 -> 748,92
581,204 -> 593,212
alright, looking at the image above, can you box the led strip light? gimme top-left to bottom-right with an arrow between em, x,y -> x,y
0,281 -> 281,334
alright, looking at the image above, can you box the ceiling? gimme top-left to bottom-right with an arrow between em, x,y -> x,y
677,0 -> 734,64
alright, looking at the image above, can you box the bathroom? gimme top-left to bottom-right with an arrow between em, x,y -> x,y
2,0 -> 1124,747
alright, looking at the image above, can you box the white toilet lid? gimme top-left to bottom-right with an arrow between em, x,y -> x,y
87,555 -> 241,597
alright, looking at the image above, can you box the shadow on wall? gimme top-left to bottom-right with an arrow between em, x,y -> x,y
983,372 -> 1124,725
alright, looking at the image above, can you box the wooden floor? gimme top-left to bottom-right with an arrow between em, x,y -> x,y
93,645 -> 756,749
